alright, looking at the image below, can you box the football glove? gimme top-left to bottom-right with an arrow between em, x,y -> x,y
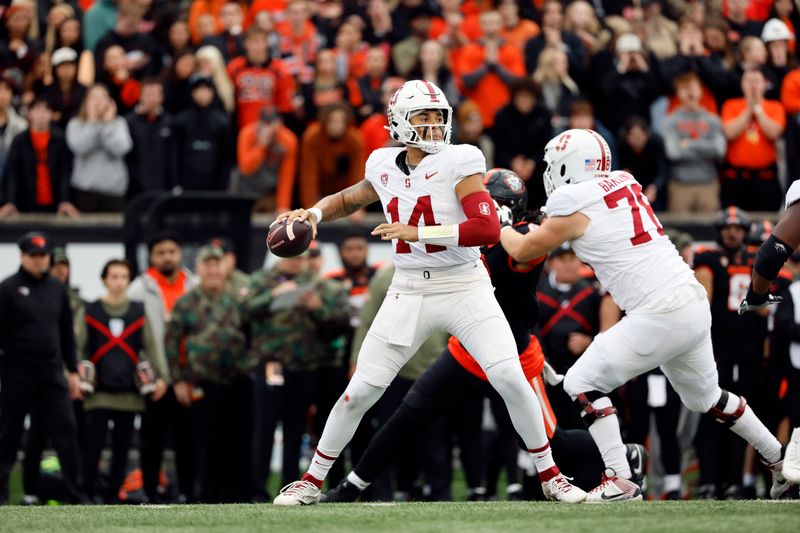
738,284 -> 782,314
494,200 -> 513,228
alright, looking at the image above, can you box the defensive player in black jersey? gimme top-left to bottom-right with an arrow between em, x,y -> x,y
321,170 -> 646,503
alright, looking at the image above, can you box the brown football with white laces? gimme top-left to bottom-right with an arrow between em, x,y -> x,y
267,219 -> 313,258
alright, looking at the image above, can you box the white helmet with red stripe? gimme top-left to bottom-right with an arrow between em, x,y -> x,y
543,129 -> 612,197
386,79 -> 452,154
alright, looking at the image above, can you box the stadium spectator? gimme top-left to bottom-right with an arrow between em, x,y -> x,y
49,17 -> 93,87
227,26 -> 296,129
83,0 -> 117,52
726,0 -> 765,44
455,99 -> 495,170
207,237 -> 250,297
235,105 -> 298,213
595,33 -> 658,135
408,40 -> 459,108
125,78 -> 175,197
363,0 -> 395,46
0,232 -> 85,505
332,21 -> 369,82
562,0 -> 611,57
160,19 -> 193,71
392,5 -> 433,77
172,74 -> 231,191
770,0 -> 800,50
735,37 -> 778,100
0,4 -> 40,86
0,75 -> 27,181
298,102 -> 364,209
720,69 -> 786,211
79,259 -> 165,503
532,47 -> 581,132
66,84 -> 133,212
196,45 -> 236,115
489,79 -> 552,202
94,1 -> 162,82
349,46 -> 390,124
661,72 -> 727,213
166,245 -> 257,503
565,101 -> 617,164
276,0 -> 324,84
0,97 -> 77,217
294,48 -> 350,127
458,10 -> 525,128
99,45 -> 143,114
616,117 -> 667,209
761,19 -> 795,98
188,0 -> 228,45
247,252 -> 350,488
497,0 -> 539,51
358,76 -> 403,155
163,50 -> 197,115
639,0 -> 679,60
200,1 -> 245,63
128,231 -> 195,503
523,0 -> 586,77
40,47 -> 87,131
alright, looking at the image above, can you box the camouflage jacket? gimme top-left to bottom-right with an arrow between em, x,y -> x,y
165,286 -> 257,384
227,269 -> 251,300
247,266 -> 350,371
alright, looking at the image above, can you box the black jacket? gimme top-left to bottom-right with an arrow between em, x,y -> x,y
172,104 -> 231,191
0,268 -> 77,372
40,82 -> 87,131
2,128 -> 71,212
125,108 -> 175,195
490,103 -> 553,168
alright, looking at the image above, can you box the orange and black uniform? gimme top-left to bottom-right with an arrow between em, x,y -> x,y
227,57 -> 296,129
693,244 -> 768,493
346,224 -> 605,495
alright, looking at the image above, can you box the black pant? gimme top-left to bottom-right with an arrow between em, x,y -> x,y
71,188 -> 125,213
720,164 -> 782,212
485,395 -> 520,497
626,373 -> 682,476
192,378 -> 252,503
139,389 -> 194,501
82,409 -> 136,501
251,362 -> 281,500
22,400 -> 84,497
280,370 -> 317,487
0,362 -> 85,504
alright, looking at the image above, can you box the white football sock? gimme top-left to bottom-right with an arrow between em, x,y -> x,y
586,397 -> 632,479
728,401 -> 782,465
346,471 -> 370,490
663,474 -> 682,493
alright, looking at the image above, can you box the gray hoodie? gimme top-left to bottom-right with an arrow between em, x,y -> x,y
0,107 -> 28,178
127,267 -> 197,383
66,117 -> 133,195
661,107 -> 727,185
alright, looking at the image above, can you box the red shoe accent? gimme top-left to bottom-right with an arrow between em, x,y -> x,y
301,473 -> 324,488
538,466 -> 560,483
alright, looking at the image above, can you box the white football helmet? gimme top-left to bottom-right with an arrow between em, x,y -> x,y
386,80 -> 452,154
543,129 -> 612,197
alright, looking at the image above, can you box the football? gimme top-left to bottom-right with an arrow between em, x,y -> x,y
267,218 -> 314,258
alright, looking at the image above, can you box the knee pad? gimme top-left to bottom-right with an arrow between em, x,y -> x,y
341,371 -> 386,413
706,390 -> 746,427
573,391 -> 618,427
484,358 -> 528,396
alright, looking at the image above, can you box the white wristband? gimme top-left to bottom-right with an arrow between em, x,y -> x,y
418,225 -> 459,247
308,207 -> 323,224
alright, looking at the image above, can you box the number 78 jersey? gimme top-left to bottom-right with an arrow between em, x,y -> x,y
546,171 -> 703,313
366,144 -> 487,269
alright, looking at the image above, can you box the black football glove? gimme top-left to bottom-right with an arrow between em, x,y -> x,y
738,284 -> 782,314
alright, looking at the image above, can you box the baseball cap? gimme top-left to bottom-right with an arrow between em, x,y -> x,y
197,245 -> 225,262
208,237 -> 235,254
549,242 -> 575,259
762,19 -> 794,43
18,231 -> 51,255
51,47 -> 78,67
51,247 -> 70,265
616,33 -> 643,54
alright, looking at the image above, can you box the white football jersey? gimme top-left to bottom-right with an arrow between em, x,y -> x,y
546,171 -> 704,313
786,179 -> 800,209
366,144 -> 486,269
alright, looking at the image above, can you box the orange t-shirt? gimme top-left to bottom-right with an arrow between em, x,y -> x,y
781,68 -> 800,114
237,122 -> 299,211
721,98 -> 786,168
456,41 -> 525,127
501,20 -> 540,51
147,267 -> 188,316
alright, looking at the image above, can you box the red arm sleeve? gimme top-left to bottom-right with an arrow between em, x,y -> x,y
457,191 -> 500,247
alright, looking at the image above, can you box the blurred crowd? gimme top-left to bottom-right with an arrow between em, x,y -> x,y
0,209 -> 798,504
0,0 -> 800,215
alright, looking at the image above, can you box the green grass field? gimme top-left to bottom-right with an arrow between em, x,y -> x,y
0,501 -> 798,532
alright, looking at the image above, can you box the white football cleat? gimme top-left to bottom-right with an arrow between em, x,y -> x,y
542,474 -> 586,503
585,470 -> 643,503
783,427 -> 800,483
767,460 -> 794,500
273,480 -> 321,506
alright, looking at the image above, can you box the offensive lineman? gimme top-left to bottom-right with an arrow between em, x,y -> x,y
501,128 -> 795,502
273,81 -> 585,505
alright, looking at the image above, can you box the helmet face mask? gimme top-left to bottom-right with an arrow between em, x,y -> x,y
543,129 -> 612,197
387,80 -> 453,154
